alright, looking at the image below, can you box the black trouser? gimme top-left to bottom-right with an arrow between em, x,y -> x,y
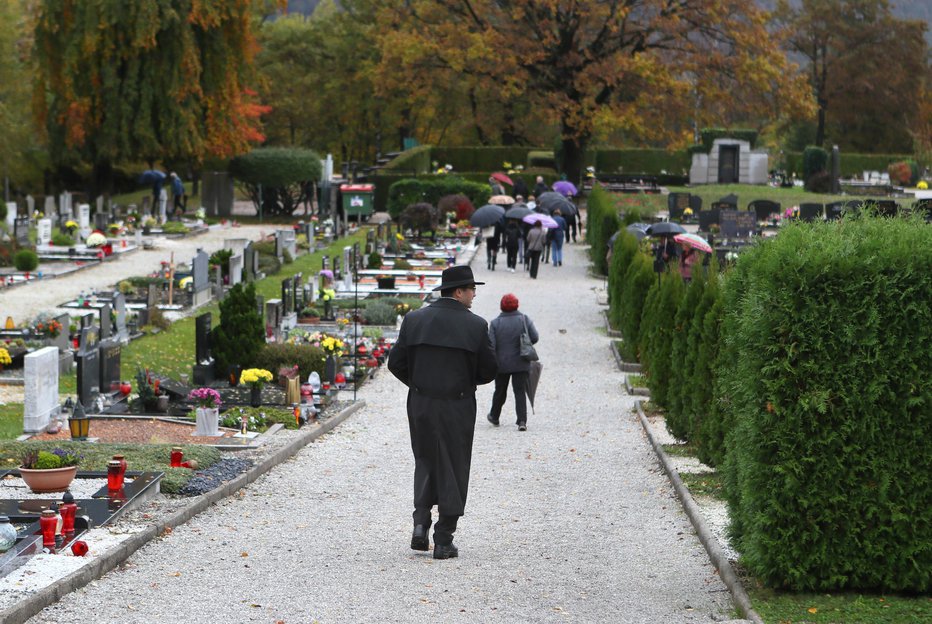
569,219 -> 577,242
528,250 -> 542,278
505,244 -> 518,269
412,510 -> 459,546
489,371 -> 528,424
486,238 -> 498,269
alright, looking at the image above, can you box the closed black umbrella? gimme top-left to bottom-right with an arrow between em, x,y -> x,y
470,204 -> 505,228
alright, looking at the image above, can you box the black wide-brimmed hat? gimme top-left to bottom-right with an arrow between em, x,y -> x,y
432,265 -> 485,291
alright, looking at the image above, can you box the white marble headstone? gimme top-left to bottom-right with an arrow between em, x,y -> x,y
37,218 -> 52,245
26,195 -> 35,216
78,203 -> 90,229
5,202 -> 16,231
229,254 -> 243,285
44,195 -> 56,218
24,347 -> 60,433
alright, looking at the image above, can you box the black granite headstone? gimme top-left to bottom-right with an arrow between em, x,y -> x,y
873,200 -> 899,218
80,313 -> 95,330
14,217 -> 30,246
195,313 -> 212,364
76,327 -> 101,407
688,195 -> 702,214
667,193 -> 690,220
698,209 -> 720,232
243,243 -> 257,282
798,203 -> 823,222
281,278 -> 294,315
719,210 -> 756,238
98,303 -> 112,340
825,201 -> 845,221
748,200 -> 781,222
98,340 -> 121,393
293,273 -> 303,309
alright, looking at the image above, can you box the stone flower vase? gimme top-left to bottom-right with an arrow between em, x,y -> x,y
324,355 -> 338,384
19,466 -> 78,494
250,385 -> 263,408
194,407 -> 220,437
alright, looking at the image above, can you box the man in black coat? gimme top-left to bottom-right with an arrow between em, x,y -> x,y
388,265 -> 498,559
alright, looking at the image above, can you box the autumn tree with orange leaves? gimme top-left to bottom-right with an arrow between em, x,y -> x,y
32,0 -> 270,197
376,0 -> 815,183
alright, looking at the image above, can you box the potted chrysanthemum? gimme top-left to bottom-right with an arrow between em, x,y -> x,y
240,368 -> 273,407
187,387 -> 222,436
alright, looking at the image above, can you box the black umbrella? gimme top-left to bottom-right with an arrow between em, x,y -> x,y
504,204 -> 532,219
537,191 -> 577,216
138,169 -> 166,186
645,222 -> 686,237
625,223 -> 649,240
470,204 -> 505,228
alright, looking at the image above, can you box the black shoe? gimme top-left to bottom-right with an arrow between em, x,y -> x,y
487,413 -> 499,426
411,525 -> 430,551
433,542 -> 459,559
518,423 -> 527,431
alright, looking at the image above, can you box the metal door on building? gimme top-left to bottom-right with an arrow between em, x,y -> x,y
718,145 -> 739,184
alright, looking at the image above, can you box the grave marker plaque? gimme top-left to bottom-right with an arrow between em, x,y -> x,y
798,203 -> 824,222
77,204 -> 90,230
192,312 -> 215,385
749,200 -> 781,223
229,254 -> 243,285
719,210 -> 756,238
23,347 -> 60,433
825,201 -> 845,221
281,277 -> 294,315
667,193 -> 690,220
698,209 -> 720,232
14,216 -> 30,246
37,218 -> 53,245
98,303 -> 112,340
112,292 -> 128,341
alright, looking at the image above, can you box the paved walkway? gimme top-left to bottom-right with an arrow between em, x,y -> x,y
29,241 -> 732,623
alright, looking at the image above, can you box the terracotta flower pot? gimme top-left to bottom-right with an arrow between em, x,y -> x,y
18,466 -> 78,493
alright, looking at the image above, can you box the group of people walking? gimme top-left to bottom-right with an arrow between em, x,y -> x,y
482,207 -> 578,278
388,265 -> 540,560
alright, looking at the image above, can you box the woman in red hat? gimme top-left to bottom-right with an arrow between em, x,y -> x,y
487,293 -> 539,431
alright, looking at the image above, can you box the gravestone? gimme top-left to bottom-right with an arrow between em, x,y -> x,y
243,243 -> 258,282
192,312 -> 215,385
748,200 -> 781,223
96,195 -> 104,216
873,200 -> 899,218
4,202 -> 15,231
37,218 -> 52,245
711,194 -> 738,212
98,339 -> 122,394
191,249 -> 211,308
98,303 -> 112,340
229,253 -> 243,285
14,216 -> 30,246
719,210 -> 756,238
112,292 -> 129,342
94,211 -> 109,233
25,195 -> 35,216
77,204 -> 91,236
50,313 -> 71,352
140,195 -> 152,218
59,192 -> 72,220
80,312 -> 95,330
698,209 -> 720,232
147,284 -> 159,309
293,273 -> 303,310
76,326 -> 101,409
825,201 -> 845,221
212,265 -> 224,300
278,229 -> 297,258
281,277 -> 296,331
688,195 -> 702,214
343,246 -> 354,291
798,203 -> 823,222
275,231 -> 285,260
667,193 -> 691,220
266,299 -> 283,342
255,295 -> 265,321
44,196 -> 56,218
223,238 -> 249,255
23,347 -> 60,433
304,222 -> 316,247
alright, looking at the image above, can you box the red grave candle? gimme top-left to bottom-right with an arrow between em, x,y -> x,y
170,447 -> 183,467
112,454 -> 127,479
107,460 -> 124,491
40,510 -> 57,548
60,492 -> 78,535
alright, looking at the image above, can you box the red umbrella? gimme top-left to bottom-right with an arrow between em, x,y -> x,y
490,172 -> 514,186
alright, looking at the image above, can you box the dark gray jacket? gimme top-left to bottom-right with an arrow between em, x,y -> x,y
489,311 -> 539,374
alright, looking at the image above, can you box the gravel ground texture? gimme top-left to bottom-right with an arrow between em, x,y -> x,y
27,239 -> 735,624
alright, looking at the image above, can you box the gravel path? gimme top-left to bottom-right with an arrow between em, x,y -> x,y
27,239 -> 733,624
0,224 -> 275,324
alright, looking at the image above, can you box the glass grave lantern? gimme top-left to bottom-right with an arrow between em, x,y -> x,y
68,399 -> 91,440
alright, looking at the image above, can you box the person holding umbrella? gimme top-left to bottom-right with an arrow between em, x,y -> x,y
487,294 -> 539,431
503,219 -> 522,272
550,209 -> 568,267
388,266 -> 498,559
525,221 -> 547,279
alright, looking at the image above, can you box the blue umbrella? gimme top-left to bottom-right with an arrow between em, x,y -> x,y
138,169 -> 166,186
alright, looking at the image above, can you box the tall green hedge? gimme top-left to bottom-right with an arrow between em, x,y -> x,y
608,230 -> 641,333
640,270 -> 684,410
594,148 -> 691,175
666,268 -> 708,439
783,151 -> 915,178
619,252 -> 655,357
585,184 -> 619,274
721,217 -> 932,592
430,146 -> 535,172
382,145 -> 432,174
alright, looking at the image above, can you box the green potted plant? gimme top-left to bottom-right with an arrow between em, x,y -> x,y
19,448 -> 81,493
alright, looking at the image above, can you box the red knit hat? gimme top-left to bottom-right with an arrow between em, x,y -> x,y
500,293 -> 519,312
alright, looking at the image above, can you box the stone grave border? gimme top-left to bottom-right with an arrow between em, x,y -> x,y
623,372 -> 649,397
634,399 -> 764,624
0,399 -> 366,624
608,337 -> 641,373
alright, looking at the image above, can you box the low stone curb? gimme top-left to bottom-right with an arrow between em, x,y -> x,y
609,339 -> 642,373
634,400 -> 763,624
602,309 -> 622,338
0,400 -> 366,624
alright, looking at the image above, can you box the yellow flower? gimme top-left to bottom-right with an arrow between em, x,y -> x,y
395,233 -> 404,240
0,347 -> 11,366
918,180 -> 929,190
240,368 -> 273,387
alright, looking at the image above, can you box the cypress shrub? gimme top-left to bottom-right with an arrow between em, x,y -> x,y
637,272 -> 663,376
722,217 -> 932,592
618,252 -> 655,361
608,230 -> 640,330
693,281 -> 725,466
585,185 -> 620,274
212,283 -> 265,375
802,145 -> 828,179
642,270 -> 685,410
666,267 -> 708,440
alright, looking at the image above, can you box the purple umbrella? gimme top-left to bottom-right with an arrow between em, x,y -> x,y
523,213 -> 559,229
552,181 -> 578,197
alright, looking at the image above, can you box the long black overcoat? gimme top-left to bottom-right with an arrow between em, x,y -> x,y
388,298 -> 498,516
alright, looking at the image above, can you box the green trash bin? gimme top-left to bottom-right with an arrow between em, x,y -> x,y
340,184 -> 374,219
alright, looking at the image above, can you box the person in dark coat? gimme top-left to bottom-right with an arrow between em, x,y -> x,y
388,265 -> 498,560
503,219 -> 521,272
169,172 -> 186,216
533,175 -> 548,198
513,177 -> 529,200
487,294 -> 539,430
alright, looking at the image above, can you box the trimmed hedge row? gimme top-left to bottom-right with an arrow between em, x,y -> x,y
721,217 -> 931,592
386,177 -> 490,219
593,148 -> 691,175
783,150 -> 915,178
606,215 -> 931,592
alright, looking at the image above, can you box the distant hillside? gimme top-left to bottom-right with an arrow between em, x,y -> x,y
758,0 -> 931,45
